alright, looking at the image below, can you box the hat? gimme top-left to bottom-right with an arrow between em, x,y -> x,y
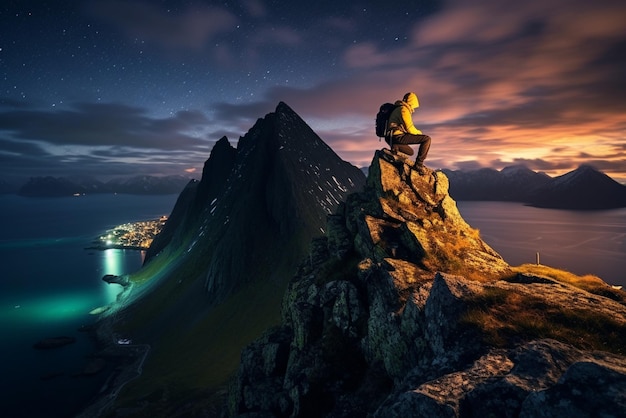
403,92 -> 419,109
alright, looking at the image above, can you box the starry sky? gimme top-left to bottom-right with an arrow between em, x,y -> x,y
1,0 -> 625,184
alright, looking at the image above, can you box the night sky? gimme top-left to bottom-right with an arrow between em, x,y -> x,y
1,0 -> 625,184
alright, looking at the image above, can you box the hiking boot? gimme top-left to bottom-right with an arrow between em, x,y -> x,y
414,163 -> 431,175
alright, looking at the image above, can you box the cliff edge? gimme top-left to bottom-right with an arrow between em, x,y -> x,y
231,150 -> 626,417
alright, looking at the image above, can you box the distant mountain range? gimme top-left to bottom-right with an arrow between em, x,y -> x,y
12,174 -> 192,196
3,153 -> 624,210
443,164 -> 626,209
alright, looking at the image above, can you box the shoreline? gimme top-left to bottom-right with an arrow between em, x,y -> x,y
86,244 -> 147,251
77,282 -> 148,417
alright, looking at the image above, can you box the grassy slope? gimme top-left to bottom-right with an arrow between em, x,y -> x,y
462,264 -> 626,355
105,223 -> 305,414
113,273 -> 285,412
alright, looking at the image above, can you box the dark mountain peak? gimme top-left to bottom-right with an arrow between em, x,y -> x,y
501,164 -> 532,175
193,135 -> 237,212
94,101 -> 367,408
445,164 -> 550,201
553,164 -> 604,185
575,163 -> 598,172
111,103 -> 366,402
213,135 -> 231,149
276,100 -> 296,116
529,165 -> 626,209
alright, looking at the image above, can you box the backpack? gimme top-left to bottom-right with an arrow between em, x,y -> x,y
375,102 -> 397,139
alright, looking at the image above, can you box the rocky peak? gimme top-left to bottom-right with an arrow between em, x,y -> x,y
528,164 -> 626,209
359,150 -> 510,279
231,150 -> 626,417
87,103 -> 367,416
143,102 -> 366,300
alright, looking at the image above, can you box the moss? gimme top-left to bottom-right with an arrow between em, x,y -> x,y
112,277 -> 285,415
512,264 -> 626,303
461,287 -> 626,355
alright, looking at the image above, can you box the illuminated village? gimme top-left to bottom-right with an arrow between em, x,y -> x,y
95,216 -> 167,250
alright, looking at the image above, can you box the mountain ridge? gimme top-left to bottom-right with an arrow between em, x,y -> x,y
7,164 -> 624,211
527,164 -> 626,209
82,102 -> 366,416
445,164 -> 626,209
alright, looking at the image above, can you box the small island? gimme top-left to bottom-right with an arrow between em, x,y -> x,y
88,216 -> 167,250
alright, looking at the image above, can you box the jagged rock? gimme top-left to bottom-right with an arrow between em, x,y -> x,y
231,150 -> 626,417
519,353 -> 626,417
423,273 -> 485,367
362,151 -> 510,279
102,274 -> 130,287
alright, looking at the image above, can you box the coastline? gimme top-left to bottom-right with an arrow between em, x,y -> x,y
77,282 -> 148,417
0,193 -> 179,417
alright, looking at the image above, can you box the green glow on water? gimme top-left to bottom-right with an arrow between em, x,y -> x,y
104,248 -> 124,275
1,249 -> 130,327
2,292 -> 99,325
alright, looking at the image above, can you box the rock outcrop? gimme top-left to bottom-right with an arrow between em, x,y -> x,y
231,150 -> 626,417
102,274 -> 130,288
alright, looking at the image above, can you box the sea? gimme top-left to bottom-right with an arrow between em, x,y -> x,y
0,194 -> 178,418
0,195 -> 624,417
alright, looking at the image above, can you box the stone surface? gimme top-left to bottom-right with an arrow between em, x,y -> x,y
230,150 -> 626,417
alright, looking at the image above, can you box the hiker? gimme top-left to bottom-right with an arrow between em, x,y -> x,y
387,92 -> 431,171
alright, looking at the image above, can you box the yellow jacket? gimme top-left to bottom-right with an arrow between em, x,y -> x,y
388,94 -> 422,137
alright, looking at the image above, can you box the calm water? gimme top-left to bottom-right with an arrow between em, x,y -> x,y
457,201 -> 626,287
0,197 -> 624,417
0,194 -> 178,418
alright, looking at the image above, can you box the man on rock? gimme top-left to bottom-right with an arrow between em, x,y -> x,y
386,92 -> 432,174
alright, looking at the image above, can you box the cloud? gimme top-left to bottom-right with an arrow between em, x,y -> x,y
0,100 -> 216,180
3,0 -> 624,183
207,0 -> 626,177
0,102 -> 211,149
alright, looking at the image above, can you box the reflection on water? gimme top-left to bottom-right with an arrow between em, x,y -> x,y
102,248 -> 138,303
457,202 -> 626,287
1,292 -> 98,325
0,247 -> 142,418
0,194 -> 177,418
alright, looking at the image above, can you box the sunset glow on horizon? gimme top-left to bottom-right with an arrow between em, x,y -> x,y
1,0 -> 624,183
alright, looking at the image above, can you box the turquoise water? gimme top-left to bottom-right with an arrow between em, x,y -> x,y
0,194 -> 178,418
